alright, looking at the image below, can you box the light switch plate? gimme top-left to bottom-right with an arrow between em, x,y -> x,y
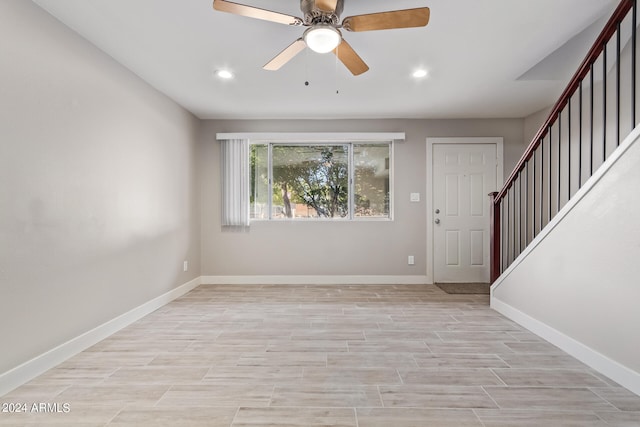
410,193 -> 420,202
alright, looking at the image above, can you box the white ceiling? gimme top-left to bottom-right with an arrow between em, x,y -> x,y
32,0 -> 619,120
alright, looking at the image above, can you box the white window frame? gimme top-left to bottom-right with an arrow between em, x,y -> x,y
217,133 -> 404,222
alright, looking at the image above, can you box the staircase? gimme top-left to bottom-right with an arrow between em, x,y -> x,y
489,0 -> 640,396
490,0 -> 638,282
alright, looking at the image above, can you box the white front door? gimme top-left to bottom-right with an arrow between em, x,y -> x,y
432,143 -> 498,283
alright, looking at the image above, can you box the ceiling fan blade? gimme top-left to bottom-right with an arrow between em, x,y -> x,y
342,7 -> 430,32
213,0 -> 303,26
263,39 -> 307,71
333,39 -> 369,76
316,0 -> 339,13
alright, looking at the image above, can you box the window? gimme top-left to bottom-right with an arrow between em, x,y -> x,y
250,141 -> 392,220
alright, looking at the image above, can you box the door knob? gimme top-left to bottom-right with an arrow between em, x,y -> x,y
435,209 -> 440,214
435,218 -> 440,224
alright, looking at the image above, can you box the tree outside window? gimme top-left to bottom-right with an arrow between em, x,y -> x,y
250,142 -> 391,220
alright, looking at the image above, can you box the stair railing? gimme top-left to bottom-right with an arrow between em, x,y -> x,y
490,0 -> 638,283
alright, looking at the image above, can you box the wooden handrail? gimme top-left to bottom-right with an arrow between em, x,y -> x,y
494,0 -> 634,202
489,0 -> 636,283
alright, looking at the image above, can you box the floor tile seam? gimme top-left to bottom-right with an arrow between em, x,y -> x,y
481,385 -> 623,392
352,406 -> 360,427
235,405 -> 362,425
103,405 -> 127,426
587,387 -> 632,411
588,385 -> 639,393
364,403 -> 497,410
228,406 -> 242,427
479,385 -> 502,409
396,368 -> 404,386
375,385 -> 384,408
346,341 -> 353,353
476,408 -> 611,415
592,411 -> 635,425
151,384 -> 177,409
265,385 -> 277,408
267,403 -> 383,410
471,408 -> 489,427
408,353 -> 420,369
487,368 -> 508,387
422,340 -> 437,354
239,404 -> 365,410
40,383 -> 73,401
490,367 -> 614,375
392,365 -> 494,375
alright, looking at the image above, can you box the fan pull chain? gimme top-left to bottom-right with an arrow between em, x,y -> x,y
304,47 -> 310,87
335,45 -> 340,95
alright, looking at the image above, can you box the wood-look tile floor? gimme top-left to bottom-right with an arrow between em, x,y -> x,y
2,284 -> 639,426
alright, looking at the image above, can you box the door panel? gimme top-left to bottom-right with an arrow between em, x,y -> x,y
470,230 -> 484,266
470,173 -> 485,216
433,143 -> 497,283
445,174 -> 459,216
445,230 -> 460,266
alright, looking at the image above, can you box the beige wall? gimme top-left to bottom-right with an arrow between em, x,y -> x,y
0,1 -> 201,375
524,106 -> 553,144
200,119 -> 525,279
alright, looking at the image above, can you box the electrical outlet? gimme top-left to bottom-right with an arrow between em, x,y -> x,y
183,261 -> 188,272
408,255 -> 415,265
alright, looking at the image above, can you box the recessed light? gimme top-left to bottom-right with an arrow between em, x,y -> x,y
412,69 -> 428,79
215,69 -> 234,79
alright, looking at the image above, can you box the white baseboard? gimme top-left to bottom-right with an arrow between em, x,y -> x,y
201,275 -> 428,285
0,276 -> 201,397
491,297 -> 640,397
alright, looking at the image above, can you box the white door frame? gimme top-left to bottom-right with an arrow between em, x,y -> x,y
426,137 -> 504,284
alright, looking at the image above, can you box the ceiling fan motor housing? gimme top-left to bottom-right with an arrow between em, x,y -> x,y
300,0 -> 343,25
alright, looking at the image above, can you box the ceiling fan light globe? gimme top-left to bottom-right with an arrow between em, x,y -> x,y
304,25 -> 341,54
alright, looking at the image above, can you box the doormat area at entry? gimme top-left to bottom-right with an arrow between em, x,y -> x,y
435,283 -> 490,295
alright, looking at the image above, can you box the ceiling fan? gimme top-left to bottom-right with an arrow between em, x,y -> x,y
212,0 -> 430,76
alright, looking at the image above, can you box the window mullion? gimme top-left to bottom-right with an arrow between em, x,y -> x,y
349,143 -> 355,220
389,142 -> 394,220
268,143 -> 273,220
